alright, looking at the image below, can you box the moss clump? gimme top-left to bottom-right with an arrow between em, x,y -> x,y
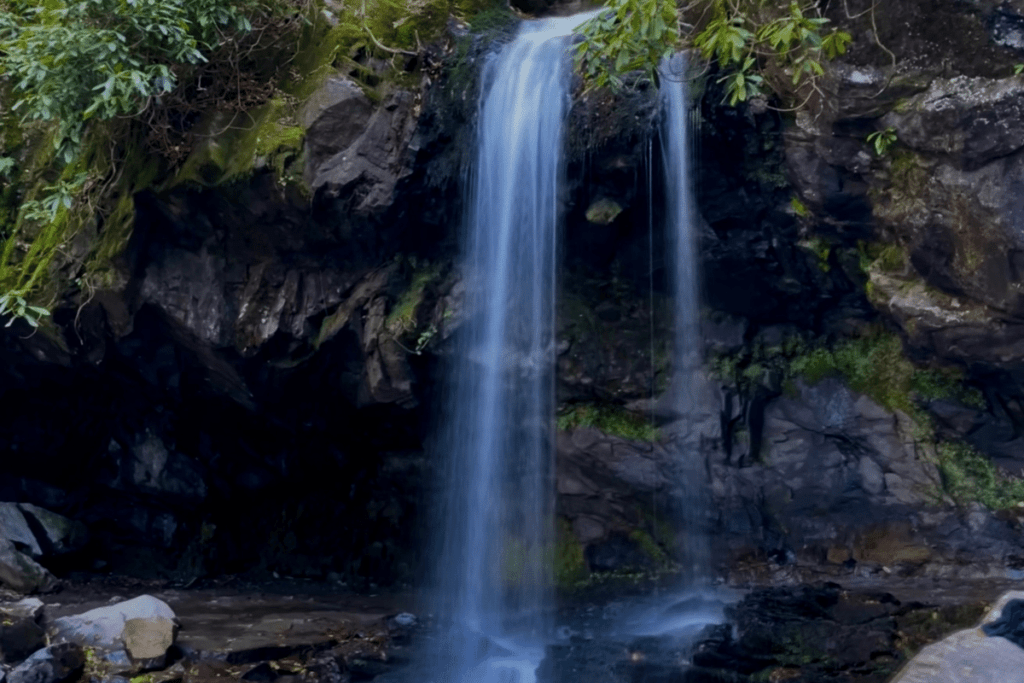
553,518 -> 589,588
937,441 -> 1024,510
629,529 -> 672,570
386,259 -> 443,334
463,2 -> 516,31
798,236 -> 831,272
557,403 -> 659,442
859,239 -> 906,275
173,98 -> 303,188
790,195 -> 810,217
788,330 -> 982,414
585,197 -> 623,225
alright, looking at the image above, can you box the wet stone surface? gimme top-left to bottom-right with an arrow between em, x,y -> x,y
0,576 -> 1017,683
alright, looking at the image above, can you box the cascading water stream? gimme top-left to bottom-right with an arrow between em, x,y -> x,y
620,55 -> 726,639
430,13 -> 597,683
661,54 -> 711,586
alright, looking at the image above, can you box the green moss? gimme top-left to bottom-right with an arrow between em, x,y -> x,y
557,403 -> 659,442
799,236 -> 831,272
585,197 -> 623,225
85,138 -> 161,286
790,195 -> 810,217
937,441 -> 1024,510
788,330 -> 978,415
464,2 -> 516,31
554,518 -> 589,588
774,631 -> 831,667
873,243 -> 905,273
713,327 -> 981,425
173,98 -> 303,188
386,259 -> 443,334
629,529 -> 671,569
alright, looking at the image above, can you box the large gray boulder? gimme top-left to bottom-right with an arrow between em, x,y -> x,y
892,590 -> 1024,682
48,595 -> 177,671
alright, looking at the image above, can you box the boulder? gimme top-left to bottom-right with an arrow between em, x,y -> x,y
7,644 -> 84,683
301,76 -> 375,183
15,506 -> 86,557
48,595 -> 177,667
892,590 -> 1024,682
311,90 -> 418,217
0,541 -> 56,595
122,617 -> 176,670
0,505 -> 41,559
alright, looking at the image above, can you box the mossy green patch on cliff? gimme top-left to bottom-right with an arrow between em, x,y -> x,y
789,330 -> 982,414
628,528 -> 672,570
711,327 -> 982,416
557,403 -> 659,442
0,121 -> 140,310
936,441 -> 1024,510
173,98 -> 304,188
798,236 -> 832,272
554,518 -> 589,588
872,147 -> 930,224
860,240 -> 906,275
386,259 -> 443,333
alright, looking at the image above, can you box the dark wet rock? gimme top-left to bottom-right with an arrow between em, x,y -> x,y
0,542 -> 57,595
304,655 -> 346,683
557,372 -> 1024,580
7,644 -> 84,683
342,656 -> 389,681
981,597 -> 1024,648
0,599 -> 45,664
14,506 -> 86,558
0,506 -> 41,560
301,77 -> 376,185
703,314 -> 748,356
311,90 -> 419,216
105,432 -> 207,504
239,662 -> 276,682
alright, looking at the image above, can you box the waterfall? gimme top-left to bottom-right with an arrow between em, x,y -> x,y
430,13 -> 596,683
661,55 -> 710,585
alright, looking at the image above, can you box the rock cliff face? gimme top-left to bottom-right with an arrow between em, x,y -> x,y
4,0 -> 1024,589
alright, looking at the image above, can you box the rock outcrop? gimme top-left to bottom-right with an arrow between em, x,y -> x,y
893,590 -> 1024,682
4,0 -> 1024,587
